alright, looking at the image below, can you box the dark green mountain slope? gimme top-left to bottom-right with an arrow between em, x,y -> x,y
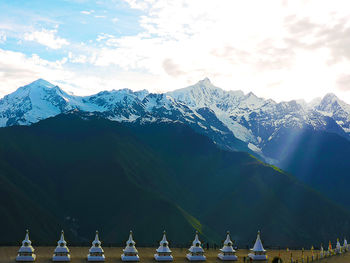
0,170 -> 64,245
265,128 -> 350,209
0,113 -> 349,247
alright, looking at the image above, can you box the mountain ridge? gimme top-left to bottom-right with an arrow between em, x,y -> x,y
0,112 -> 349,247
2,78 -> 350,156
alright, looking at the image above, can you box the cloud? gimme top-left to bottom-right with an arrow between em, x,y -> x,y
81,10 -> 94,15
4,0 -> 350,103
23,29 -> 69,49
0,49 -> 71,97
68,52 -> 88,64
284,15 -> 350,64
162,58 -> 185,77
337,74 -> 350,91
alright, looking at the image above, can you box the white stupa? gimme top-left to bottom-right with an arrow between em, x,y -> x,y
154,231 -> 173,261
87,231 -> 105,262
16,230 -> 36,262
336,238 -> 342,254
343,238 -> 348,252
320,244 -> 324,258
52,230 -> 70,261
121,231 -> 139,261
218,231 -> 238,261
186,231 -> 206,261
247,231 -> 268,261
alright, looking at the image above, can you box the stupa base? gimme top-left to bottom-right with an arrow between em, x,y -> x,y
121,255 -> 139,262
154,254 -> 173,261
247,253 -> 267,261
16,255 -> 36,262
87,255 -> 105,261
218,254 -> 238,261
52,255 -> 71,261
186,254 -> 206,261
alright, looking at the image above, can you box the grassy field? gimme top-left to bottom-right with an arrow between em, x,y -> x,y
0,247 -> 349,263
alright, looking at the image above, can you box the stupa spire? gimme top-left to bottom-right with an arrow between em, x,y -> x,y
16,230 -> 36,262
24,230 -> 30,243
193,231 -> 201,246
93,231 -> 101,246
154,231 -> 173,261
252,231 -> 265,252
161,231 -> 168,244
59,230 -> 66,245
224,231 -> 232,246
218,231 -> 237,261
127,231 -> 136,246
21,229 -> 32,247
248,231 -> 267,261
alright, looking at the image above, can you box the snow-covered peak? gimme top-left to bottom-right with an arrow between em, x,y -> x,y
316,93 -> 350,115
0,79 -> 79,126
197,77 -> 213,86
2,78 -> 350,164
168,78 -> 246,110
323,93 -> 339,102
7,79 -> 56,98
134,89 -> 149,100
27,78 -> 56,89
167,78 -> 224,108
240,92 -> 267,110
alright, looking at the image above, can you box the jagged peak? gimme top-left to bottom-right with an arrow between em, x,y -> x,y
3,78 -> 62,100
197,77 -> 212,85
323,92 -> 339,99
319,93 -> 341,107
246,91 -> 258,98
322,93 -> 339,102
26,78 -> 55,89
169,78 -> 221,96
194,77 -> 218,91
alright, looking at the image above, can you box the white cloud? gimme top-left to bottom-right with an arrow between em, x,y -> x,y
24,29 -> 69,49
81,10 -> 94,15
3,0 -> 350,103
88,0 -> 350,102
68,52 -> 88,64
0,48 -> 157,98
0,49 -> 72,97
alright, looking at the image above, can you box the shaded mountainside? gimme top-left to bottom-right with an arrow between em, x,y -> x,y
268,128 -> 350,208
0,113 -> 349,247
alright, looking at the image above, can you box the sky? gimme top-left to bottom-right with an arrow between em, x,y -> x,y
1,0 -> 350,103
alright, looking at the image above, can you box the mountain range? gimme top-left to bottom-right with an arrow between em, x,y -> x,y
0,112 -> 349,247
1,79 -> 350,207
1,79 -> 350,245
1,78 -> 350,161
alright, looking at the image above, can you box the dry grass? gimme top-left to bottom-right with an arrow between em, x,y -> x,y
0,247 -> 349,263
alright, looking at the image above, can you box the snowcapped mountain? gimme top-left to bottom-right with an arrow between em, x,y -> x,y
1,78 -> 350,162
168,78 -> 350,156
0,78 -> 251,154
